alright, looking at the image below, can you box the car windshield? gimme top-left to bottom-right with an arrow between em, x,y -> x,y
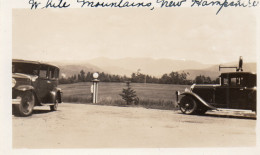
12,62 -> 39,76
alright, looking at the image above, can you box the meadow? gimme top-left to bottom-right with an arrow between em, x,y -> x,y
59,82 -> 189,110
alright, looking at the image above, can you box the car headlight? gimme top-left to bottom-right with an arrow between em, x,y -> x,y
12,78 -> 16,88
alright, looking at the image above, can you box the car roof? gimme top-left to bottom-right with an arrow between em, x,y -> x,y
12,59 -> 59,69
220,72 -> 256,77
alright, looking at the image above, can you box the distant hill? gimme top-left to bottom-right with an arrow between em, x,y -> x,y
88,57 -> 212,77
49,58 -> 256,79
48,61 -> 103,78
58,65 -> 104,78
180,62 -> 256,80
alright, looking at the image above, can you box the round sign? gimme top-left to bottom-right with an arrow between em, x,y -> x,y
93,72 -> 99,79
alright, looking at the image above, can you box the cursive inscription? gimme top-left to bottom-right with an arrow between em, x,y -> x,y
29,0 -> 70,9
77,0 -> 154,9
28,0 -> 259,15
156,0 -> 187,7
42,0 -> 70,8
29,0 -> 41,9
191,0 -> 260,14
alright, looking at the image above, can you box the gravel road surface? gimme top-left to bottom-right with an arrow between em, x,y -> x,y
13,103 -> 256,148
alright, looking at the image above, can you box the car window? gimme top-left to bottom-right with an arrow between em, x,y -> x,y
49,68 -> 58,79
39,65 -> 50,78
238,77 -> 244,86
230,78 -> 236,86
54,69 -> 59,78
39,70 -> 47,78
230,77 -> 244,86
49,68 -> 54,79
223,78 -> 229,86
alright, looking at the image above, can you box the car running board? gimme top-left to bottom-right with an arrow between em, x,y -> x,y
213,108 -> 254,112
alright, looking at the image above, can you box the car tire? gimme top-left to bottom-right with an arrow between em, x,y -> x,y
13,91 -> 35,117
179,96 -> 198,115
50,98 -> 58,111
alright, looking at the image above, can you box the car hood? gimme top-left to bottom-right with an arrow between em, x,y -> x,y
12,73 -> 38,81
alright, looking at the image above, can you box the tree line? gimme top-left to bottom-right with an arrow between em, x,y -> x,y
59,69 -> 219,85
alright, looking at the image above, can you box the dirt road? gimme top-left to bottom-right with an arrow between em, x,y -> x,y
12,103 -> 256,148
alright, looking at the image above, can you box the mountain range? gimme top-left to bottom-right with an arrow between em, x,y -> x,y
49,57 -> 256,80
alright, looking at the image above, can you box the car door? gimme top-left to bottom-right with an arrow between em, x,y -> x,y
228,76 -> 246,109
229,75 -> 255,110
48,67 -> 58,91
215,77 -> 229,108
37,65 -> 50,103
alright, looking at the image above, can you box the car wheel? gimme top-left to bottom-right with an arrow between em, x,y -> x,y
179,96 -> 198,115
13,91 -> 35,117
50,98 -> 58,111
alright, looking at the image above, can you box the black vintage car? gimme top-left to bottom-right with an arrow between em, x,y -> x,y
12,59 -> 62,116
176,57 -> 256,115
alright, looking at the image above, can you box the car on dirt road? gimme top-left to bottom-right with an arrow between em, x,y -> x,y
176,57 -> 256,115
12,59 -> 62,116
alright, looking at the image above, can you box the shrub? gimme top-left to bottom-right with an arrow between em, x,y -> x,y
119,81 -> 139,105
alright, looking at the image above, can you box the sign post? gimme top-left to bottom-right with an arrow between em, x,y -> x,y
92,72 -> 99,104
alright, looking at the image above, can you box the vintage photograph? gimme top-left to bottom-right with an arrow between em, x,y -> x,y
10,6 -> 257,151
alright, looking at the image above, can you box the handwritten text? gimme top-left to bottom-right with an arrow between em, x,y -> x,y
28,0 -> 259,15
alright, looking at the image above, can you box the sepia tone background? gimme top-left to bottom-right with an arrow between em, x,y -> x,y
12,8 -> 257,81
2,4 -> 259,155
13,8 -> 257,64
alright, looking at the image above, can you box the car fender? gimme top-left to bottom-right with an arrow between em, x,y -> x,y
50,87 -> 62,103
180,92 -> 217,110
15,85 -> 41,104
37,88 -> 62,106
16,85 -> 34,91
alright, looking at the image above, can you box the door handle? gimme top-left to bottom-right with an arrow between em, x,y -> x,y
240,87 -> 246,90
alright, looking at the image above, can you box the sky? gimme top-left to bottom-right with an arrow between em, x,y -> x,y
12,8 -> 257,64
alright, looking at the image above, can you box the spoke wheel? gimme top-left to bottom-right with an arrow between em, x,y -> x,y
179,96 -> 198,115
50,98 -> 58,111
14,91 -> 35,117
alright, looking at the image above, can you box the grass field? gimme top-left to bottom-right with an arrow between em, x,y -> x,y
59,82 -> 189,110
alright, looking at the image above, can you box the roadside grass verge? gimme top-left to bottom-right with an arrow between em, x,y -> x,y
60,82 -> 187,111
62,96 -> 178,110
62,95 -> 92,103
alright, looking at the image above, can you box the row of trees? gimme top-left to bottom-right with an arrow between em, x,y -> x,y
59,69 -> 219,85
59,70 -> 130,84
194,75 -> 219,84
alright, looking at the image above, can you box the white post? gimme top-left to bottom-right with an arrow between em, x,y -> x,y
92,73 -> 99,104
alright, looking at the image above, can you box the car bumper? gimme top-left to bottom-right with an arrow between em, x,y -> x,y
12,97 -> 21,105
